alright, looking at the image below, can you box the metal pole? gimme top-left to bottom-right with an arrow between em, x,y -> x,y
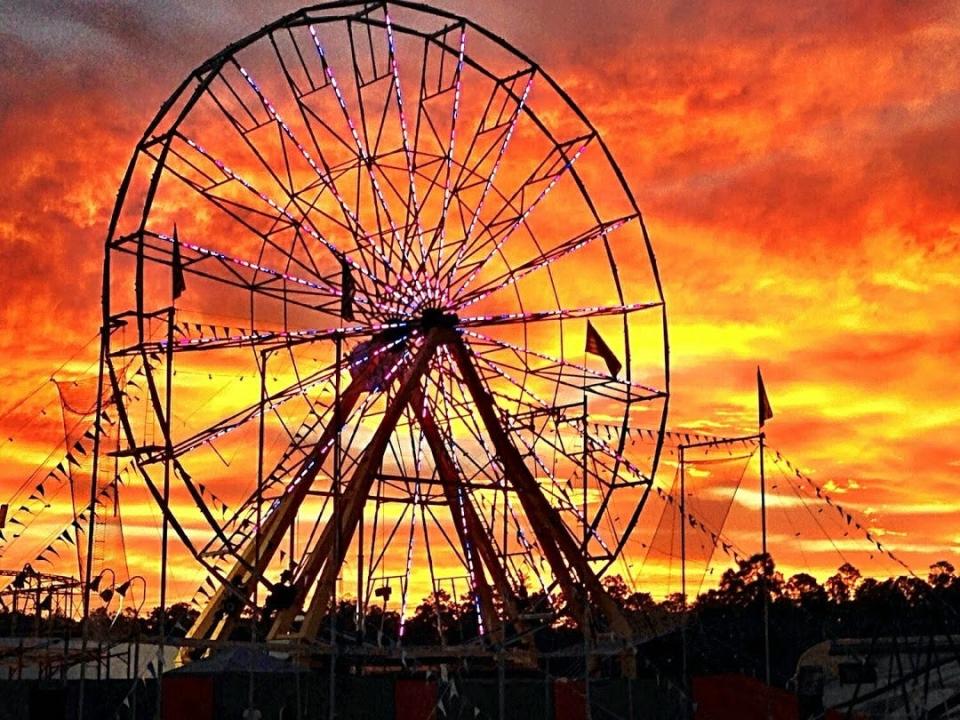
680,444 -> 688,692
498,649 -> 506,720
760,432 -> 771,690
330,333 -> 342,720
582,392 -> 591,719
133,625 -> 140,720
357,488 -> 364,653
78,323 -> 107,720
251,348 -> 268,718
156,305 -> 175,720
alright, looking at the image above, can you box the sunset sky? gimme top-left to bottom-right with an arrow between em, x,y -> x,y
1,1 -> 958,608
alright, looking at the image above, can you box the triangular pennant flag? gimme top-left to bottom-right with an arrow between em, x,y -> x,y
341,257 -> 356,320
757,367 -> 774,428
585,321 -> 622,377
172,224 -> 187,299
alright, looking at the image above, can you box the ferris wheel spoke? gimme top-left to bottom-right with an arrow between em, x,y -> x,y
383,12 -> 430,279
455,214 -> 638,311
156,336 -> 409,464
150,143 -> 341,296
168,131 -> 405,315
439,70 -> 535,297
411,25 -> 467,294
222,61 -> 391,285
275,333 -> 443,641
413,385 -> 524,637
110,229 -> 390,329
150,120 -> 359,297
149,321 -> 405,357
445,133 -> 594,299
459,300 -> 662,328
218,54 -> 405,289
464,329 -> 665,398
510,429 -> 616,557
437,438 -> 548,605
308,25 -> 417,285
469,351 -> 550,421
270,31 -> 419,290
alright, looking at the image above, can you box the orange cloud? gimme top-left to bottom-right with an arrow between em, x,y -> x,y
1,1 -> 959,610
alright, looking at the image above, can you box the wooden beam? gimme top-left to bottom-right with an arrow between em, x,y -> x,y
447,337 -> 634,642
280,330 -> 445,641
183,341 -> 391,657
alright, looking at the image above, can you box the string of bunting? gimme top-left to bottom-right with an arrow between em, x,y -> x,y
0,355 -> 152,560
645,481 -> 749,565
769,448 -> 913,574
112,645 -> 166,718
0,402 -> 121,551
31,464 -> 133,567
587,421 -> 760,454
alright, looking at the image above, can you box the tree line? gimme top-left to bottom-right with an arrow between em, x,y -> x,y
2,555 -> 958,686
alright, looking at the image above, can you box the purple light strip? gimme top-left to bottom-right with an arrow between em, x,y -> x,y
236,65 -> 398,285
397,497 -> 418,639
455,217 -> 632,312
458,300 -> 662,329
384,13 -> 429,288
159,321 -> 407,352
152,231 -> 337,296
424,350 -> 487,632
437,345 -> 555,598
308,26 -> 415,297
463,327 -> 663,395
443,74 -> 534,303
455,484 -> 485,636
585,434 -> 652,486
423,28 -> 466,306
451,142 -> 589,300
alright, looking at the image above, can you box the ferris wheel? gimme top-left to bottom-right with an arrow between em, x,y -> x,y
101,1 -> 668,657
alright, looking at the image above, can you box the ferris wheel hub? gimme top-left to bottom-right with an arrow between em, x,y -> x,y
417,308 -> 459,332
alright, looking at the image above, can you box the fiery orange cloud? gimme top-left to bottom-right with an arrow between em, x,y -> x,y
1,1 -> 959,610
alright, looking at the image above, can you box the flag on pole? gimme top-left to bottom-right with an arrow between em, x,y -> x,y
172,224 -> 187,300
340,257 -> 355,320
758,367 -> 773,427
585,321 -> 622,377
